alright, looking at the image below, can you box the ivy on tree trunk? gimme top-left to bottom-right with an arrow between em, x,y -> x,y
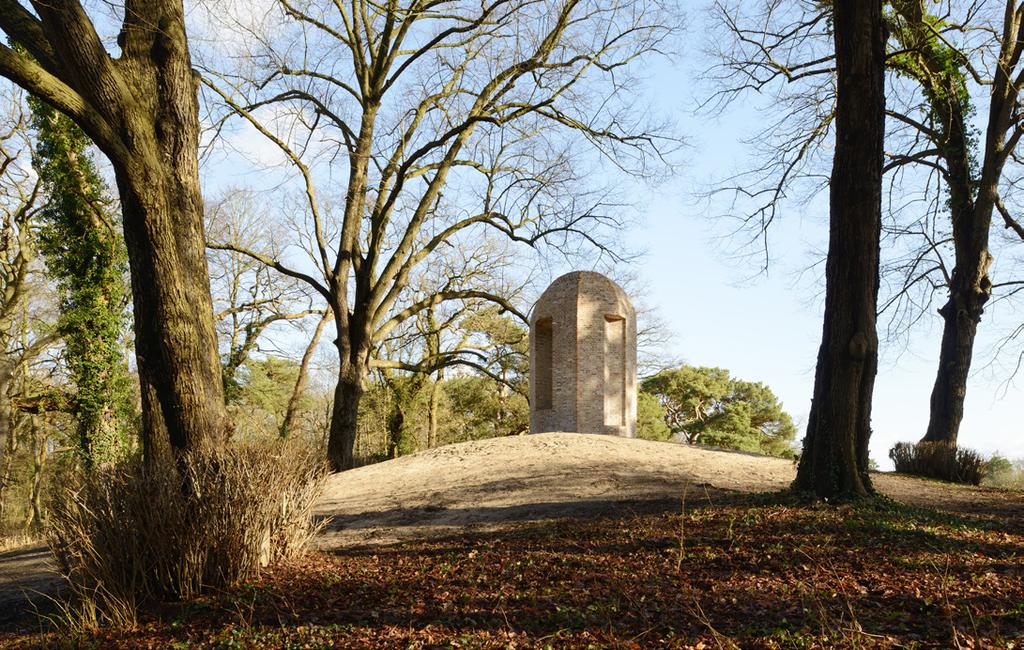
29,97 -> 134,467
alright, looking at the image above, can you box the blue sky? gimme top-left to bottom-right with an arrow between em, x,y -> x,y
618,21 -> 1024,467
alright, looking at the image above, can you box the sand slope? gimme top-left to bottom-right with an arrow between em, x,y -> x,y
315,432 -> 1024,549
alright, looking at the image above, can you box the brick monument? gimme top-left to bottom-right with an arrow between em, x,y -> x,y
529,271 -> 637,436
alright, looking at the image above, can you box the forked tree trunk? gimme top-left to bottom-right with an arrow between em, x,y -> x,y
0,3 -> 229,461
794,0 -> 884,499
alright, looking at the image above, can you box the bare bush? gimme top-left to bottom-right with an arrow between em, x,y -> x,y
46,439 -> 327,629
889,442 -> 987,486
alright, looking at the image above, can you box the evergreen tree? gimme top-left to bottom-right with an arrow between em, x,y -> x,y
636,391 -> 671,441
641,366 -> 796,457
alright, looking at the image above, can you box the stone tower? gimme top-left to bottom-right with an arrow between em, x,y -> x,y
529,271 -> 637,436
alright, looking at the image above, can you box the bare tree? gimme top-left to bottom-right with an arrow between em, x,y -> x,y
886,1 -> 1024,446
707,0 -> 1024,449
203,0 -> 677,470
0,87 -> 60,518
0,1 -> 229,460
206,188 -> 322,402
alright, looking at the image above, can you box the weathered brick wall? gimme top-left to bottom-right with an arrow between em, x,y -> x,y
530,271 -> 637,437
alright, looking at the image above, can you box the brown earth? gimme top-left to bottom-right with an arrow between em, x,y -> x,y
2,432 -> 1021,630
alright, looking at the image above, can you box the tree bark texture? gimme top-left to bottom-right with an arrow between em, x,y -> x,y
328,370 -> 364,472
794,0 -> 884,499
922,257 -> 991,446
0,2 -> 230,459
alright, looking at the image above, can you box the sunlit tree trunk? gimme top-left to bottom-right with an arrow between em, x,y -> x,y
0,1 -> 229,461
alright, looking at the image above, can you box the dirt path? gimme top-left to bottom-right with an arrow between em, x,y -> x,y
0,544 -> 61,630
2,432 -> 1021,631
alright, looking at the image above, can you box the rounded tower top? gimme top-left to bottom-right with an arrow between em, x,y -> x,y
531,271 -> 633,324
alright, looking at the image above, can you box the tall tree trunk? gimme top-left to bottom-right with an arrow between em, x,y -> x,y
24,415 -> 44,530
116,147 -> 228,462
281,309 -> 332,438
918,66 -> 999,448
889,1 -> 996,448
794,0 -> 884,500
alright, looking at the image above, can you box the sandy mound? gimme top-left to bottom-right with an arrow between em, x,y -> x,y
317,432 -> 786,549
315,432 -> 1024,550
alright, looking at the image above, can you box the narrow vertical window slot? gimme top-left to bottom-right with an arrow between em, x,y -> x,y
535,318 -> 553,410
604,315 -> 625,426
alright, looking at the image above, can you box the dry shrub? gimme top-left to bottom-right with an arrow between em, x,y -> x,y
889,441 -> 987,486
46,438 -> 328,629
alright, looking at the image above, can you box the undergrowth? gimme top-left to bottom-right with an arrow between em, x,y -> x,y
44,438 -> 327,630
889,441 -> 987,485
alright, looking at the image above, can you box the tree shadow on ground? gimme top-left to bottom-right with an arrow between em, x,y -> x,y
172,494 -> 1024,647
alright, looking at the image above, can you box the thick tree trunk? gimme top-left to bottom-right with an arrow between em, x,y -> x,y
110,9 -> 230,460
0,3 -> 230,461
328,369 -> 365,471
794,0 -> 884,500
116,150 -> 228,462
327,289 -> 372,470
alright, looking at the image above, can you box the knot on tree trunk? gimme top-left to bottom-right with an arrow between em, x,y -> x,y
848,331 -> 869,361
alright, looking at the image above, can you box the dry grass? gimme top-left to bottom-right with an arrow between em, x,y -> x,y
44,438 -> 327,630
0,532 -> 41,554
889,441 -> 987,485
